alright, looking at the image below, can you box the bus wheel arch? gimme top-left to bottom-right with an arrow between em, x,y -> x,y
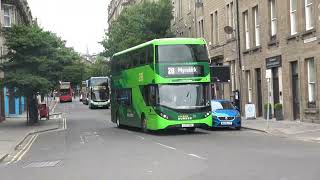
116,112 -> 122,128
141,113 -> 148,133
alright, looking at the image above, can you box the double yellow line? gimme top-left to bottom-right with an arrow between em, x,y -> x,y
6,134 -> 39,165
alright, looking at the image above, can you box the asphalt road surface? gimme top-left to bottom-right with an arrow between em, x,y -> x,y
1,100 -> 320,180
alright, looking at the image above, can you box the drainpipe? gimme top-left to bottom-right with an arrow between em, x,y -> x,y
235,0 -> 243,113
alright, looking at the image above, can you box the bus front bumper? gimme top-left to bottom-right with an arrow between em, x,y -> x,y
90,100 -> 110,108
148,116 -> 212,130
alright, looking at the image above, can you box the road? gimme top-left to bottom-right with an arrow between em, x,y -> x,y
1,100 -> 320,180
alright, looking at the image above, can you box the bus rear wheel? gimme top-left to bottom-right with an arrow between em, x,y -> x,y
141,117 -> 148,133
116,115 -> 122,128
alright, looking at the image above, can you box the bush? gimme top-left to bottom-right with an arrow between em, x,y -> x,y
274,103 -> 283,110
264,103 -> 271,110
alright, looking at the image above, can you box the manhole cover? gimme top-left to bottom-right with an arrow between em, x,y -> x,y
23,160 -> 61,168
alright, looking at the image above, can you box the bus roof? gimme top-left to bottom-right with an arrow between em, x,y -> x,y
113,38 -> 206,57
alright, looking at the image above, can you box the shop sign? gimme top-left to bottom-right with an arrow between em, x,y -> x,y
266,55 -> 282,69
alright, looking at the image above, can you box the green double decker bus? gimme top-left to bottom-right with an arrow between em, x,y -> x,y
110,38 -> 212,132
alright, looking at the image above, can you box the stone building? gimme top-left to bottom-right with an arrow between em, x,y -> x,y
171,0 -> 241,103
0,0 -> 33,119
238,0 -> 320,122
171,0 -> 320,123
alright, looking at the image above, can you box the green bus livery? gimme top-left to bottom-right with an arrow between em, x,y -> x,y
110,38 -> 212,132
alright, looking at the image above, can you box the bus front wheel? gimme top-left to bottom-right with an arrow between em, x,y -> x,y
141,116 -> 148,133
116,114 -> 122,128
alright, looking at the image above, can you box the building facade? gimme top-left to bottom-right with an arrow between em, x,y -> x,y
171,0 -> 320,123
0,0 -> 33,118
239,0 -> 320,122
108,0 -> 148,27
171,0 -> 241,103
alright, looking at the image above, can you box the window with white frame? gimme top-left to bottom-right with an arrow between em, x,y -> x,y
210,13 -> 214,44
305,0 -> 314,30
246,71 -> 252,103
214,11 -> 219,44
3,5 -> 14,27
188,0 -> 191,12
179,0 -> 182,18
243,11 -> 250,50
269,0 -> 277,37
231,60 -> 236,91
226,2 -> 235,38
198,19 -> 204,37
307,58 -> 316,106
253,6 -> 260,46
290,0 -> 297,35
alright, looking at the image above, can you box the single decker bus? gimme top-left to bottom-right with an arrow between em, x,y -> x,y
110,38 -> 212,132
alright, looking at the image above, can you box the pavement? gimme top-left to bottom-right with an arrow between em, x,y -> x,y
243,117 -> 320,143
0,100 -> 320,180
0,97 -> 60,162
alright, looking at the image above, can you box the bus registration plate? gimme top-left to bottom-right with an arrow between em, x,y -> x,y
182,124 -> 194,128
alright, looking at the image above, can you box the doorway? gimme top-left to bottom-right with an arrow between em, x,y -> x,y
8,88 -> 16,114
291,61 -> 300,120
256,68 -> 263,117
272,68 -> 280,105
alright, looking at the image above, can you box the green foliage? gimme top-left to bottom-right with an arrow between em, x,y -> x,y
87,56 -> 110,77
102,0 -> 174,57
264,103 -> 271,110
1,25 -> 83,96
274,103 -> 283,110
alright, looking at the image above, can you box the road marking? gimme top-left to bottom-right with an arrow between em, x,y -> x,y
16,134 -> 39,162
62,118 -> 67,130
188,153 -> 206,160
156,143 -> 176,150
6,134 -> 38,165
80,136 -> 85,144
136,135 -> 145,140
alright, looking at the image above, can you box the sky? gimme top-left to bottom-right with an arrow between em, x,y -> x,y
28,0 -> 111,55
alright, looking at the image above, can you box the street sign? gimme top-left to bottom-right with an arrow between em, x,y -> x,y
245,104 -> 256,120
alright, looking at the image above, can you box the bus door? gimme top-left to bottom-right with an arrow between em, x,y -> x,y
118,89 -> 133,126
144,86 -> 158,124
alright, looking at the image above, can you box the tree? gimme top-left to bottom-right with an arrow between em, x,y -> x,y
101,0 -> 174,57
1,25 -> 82,124
87,56 -> 110,77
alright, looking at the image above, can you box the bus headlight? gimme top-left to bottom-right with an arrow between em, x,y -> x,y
160,113 -> 169,119
205,112 -> 211,117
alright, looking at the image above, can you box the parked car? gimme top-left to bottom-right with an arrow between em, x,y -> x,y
211,100 -> 241,130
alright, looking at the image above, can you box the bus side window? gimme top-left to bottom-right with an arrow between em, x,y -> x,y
143,86 -> 149,106
146,45 -> 153,64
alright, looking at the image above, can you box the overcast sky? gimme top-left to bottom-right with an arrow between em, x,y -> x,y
28,0 -> 110,55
